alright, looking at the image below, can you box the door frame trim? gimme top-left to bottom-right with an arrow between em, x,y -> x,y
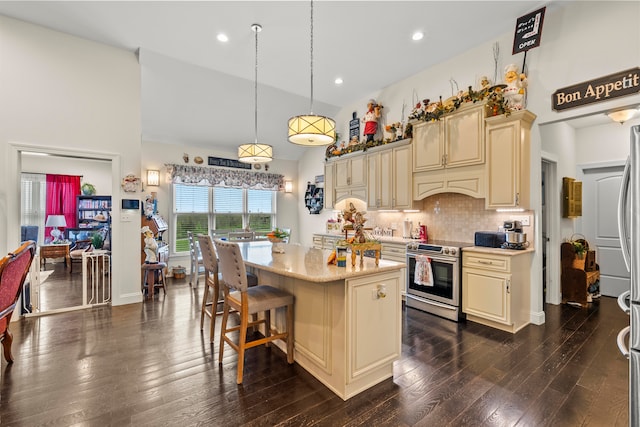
541,152 -> 561,305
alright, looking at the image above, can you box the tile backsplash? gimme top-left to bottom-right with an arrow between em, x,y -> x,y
337,193 -> 534,245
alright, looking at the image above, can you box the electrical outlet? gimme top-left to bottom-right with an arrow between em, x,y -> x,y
390,222 -> 398,230
512,215 -> 530,226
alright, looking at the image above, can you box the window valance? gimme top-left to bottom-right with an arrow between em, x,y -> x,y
166,164 -> 284,191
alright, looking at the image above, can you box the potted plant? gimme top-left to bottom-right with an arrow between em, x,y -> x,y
91,232 -> 104,250
572,240 -> 586,259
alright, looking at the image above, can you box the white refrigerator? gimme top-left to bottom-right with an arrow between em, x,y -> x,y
617,124 -> 640,425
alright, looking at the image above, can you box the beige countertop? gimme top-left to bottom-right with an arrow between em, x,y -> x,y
235,241 -> 405,282
463,246 -> 535,256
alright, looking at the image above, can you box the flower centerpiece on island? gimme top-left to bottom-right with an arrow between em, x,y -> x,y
267,228 -> 289,253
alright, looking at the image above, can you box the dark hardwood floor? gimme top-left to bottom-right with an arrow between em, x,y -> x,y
1,263 -> 630,426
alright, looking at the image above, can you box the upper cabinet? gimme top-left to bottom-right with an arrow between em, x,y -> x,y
413,102 -> 485,172
367,140 -> 413,210
412,102 -> 486,201
485,110 -> 536,209
334,156 -> 367,189
324,162 -> 335,209
333,155 -> 368,203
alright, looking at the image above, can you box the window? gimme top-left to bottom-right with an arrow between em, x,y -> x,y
21,173 -> 46,243
173,184 -> 276,253
174,185 -> 208,252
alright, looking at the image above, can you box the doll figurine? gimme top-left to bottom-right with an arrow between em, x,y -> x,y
141,225 -> 158,263
362,99 -> 382,142
502,64 -> 528,110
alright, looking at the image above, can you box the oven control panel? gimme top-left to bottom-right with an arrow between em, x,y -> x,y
406,242 -> 459,256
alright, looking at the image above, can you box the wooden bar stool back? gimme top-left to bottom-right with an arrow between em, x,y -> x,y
214,239 -> 294,384
197,234 -> 224,343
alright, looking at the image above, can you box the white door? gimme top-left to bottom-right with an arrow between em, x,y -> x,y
581,164 -> 629,297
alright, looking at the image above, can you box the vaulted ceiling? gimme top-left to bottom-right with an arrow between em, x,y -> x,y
0,1 -> 549,160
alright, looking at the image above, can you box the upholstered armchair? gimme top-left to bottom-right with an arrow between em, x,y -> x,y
0,241 -> 36,363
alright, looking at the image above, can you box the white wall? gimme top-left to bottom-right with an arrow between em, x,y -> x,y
0,16 -> 142,307
298,1 -> 640,322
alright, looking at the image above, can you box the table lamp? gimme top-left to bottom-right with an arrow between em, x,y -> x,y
45,215 -> 67,243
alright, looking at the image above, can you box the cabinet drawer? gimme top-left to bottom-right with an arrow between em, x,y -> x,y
463,253 -> 510,272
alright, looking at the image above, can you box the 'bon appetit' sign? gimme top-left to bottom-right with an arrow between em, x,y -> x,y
552,68 -> 640,111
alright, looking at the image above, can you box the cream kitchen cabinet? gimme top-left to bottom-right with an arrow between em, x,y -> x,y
485,110 -> 536,209
324,162 -> 335,209
328,155 -> 367,204
367,140 -> 413,210
312,234 -> 341,251
412,102 -> 485,173
334,156 -> 367,189
462,249 -> 532,333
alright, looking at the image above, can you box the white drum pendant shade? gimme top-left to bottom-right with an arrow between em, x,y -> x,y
238,143 -> 273,163
288,114 -> 336,146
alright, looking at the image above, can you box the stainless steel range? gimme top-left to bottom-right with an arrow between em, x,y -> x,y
406,240 -> 473,321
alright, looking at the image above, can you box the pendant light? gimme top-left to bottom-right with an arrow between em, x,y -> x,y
238,24 -> 273,163
287,0 -> 336,146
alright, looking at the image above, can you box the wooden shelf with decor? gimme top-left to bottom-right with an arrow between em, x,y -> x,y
561,241 -> 599,307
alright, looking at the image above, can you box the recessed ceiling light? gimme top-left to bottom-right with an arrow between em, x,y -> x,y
217,33 -> 229,43
412,31 -> 424,41
334,77 -> 343,85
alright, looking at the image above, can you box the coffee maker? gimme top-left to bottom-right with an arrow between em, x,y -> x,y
502,220 -> 528,249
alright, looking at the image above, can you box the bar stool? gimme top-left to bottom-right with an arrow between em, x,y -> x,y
214,239 -> 294,384
141,262 -> 167,299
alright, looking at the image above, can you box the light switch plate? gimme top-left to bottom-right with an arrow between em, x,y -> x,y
512,215 -> 531,226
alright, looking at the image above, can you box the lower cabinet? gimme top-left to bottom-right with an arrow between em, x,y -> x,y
313,234 -> 341,251
462,250 -> 532,333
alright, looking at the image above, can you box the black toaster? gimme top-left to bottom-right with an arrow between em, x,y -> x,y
474,231 -> 506,248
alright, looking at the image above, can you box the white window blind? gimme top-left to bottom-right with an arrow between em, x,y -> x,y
214,187 -> 243,213
174,184 -> 209,213
247,189 -> 274,213
21,173 -> 46,225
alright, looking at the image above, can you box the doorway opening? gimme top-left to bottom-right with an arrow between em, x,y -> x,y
541,155 -> 560,305
20,150 -> 113,316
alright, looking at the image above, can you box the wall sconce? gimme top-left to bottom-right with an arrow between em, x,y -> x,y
284,180 -> 293,193
606,108 -> 639,124
147,170 -> 160,186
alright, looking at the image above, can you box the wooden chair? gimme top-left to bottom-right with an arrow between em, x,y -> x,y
187,231 -> 205,287
0,241 -> 36,363
69,239 -> 92,273
141,262 -> 167,300
197,234 -> 224,343
561,242 -> 600,307
214,239 -> 294,384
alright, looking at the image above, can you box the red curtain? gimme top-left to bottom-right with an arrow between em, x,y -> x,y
45,174 -> 81,239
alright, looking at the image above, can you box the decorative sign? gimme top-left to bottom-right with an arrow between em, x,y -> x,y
552,68 -> 640,111
349,111 -> 360,141
512,7 -> 546,54
207,156 -> 252,170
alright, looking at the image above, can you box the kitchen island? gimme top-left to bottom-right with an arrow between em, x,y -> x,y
235,241 -> 406,400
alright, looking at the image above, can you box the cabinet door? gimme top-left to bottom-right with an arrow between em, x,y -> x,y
463,268 -> 511,325
444,104 -> 484,168
334,159 -> 350,188
413,121 -> 443,172
350,156 -> 367,187
347,272 -> 401,381
324,163 -> 334,209
486,119 -> 520,208
392,145 -> 412,209
485,110 -> 534,209
367,153 -> 380,209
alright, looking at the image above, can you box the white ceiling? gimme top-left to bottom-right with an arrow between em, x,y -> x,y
0,1 -> 550,160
